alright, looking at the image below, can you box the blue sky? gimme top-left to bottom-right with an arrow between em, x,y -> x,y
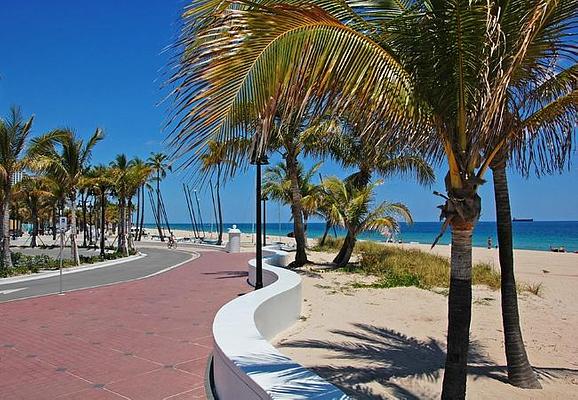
1,0 -> 576,224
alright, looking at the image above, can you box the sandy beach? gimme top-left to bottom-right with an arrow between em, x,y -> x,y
271,244 -> 578,399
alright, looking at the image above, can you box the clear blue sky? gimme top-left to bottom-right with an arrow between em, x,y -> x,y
1,0 -> 576,224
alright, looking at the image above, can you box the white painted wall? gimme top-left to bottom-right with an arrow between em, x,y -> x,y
212,245 -> 349,399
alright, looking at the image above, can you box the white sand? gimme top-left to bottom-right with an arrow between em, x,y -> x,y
273,245 -> 578,399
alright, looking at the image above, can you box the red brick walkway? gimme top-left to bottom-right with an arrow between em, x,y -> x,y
0,250 -> 251,400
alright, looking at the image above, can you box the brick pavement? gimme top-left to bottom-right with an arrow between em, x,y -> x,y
0,251 -> 251,400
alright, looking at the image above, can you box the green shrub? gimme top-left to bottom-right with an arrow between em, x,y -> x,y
343,243 -> 503,291
312,236 -> 344,252
0,250 -> 131,278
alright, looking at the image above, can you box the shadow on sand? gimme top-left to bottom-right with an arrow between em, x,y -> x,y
278,323 -> 578,399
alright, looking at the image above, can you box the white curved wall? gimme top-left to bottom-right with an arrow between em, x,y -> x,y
212,246 -> 349,399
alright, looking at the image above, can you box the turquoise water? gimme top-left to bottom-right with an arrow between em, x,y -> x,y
146,221 -> 578,252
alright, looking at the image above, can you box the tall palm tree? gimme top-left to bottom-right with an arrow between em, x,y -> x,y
88,165 -> 114,257
146,153 -> 171,241
310,118 -> 435,265
128,157 -> 151,241
110,154 -> 131,255
126,159 -> 152,251
199,141 -> 231,245
0,107 -> 34,269
263,160 -> 322,239
168,1 -> 576,397
488,67 -> 577,387
13,176 -> 52,248
321,175 -> 413,267
30,128 -> 103,265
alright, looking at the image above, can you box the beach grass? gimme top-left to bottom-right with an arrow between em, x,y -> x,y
312,237 -> 537,293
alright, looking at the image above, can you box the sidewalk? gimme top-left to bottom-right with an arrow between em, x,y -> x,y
0,251 -> 252,400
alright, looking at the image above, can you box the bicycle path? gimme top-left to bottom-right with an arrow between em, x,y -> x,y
0,250 -> 252,399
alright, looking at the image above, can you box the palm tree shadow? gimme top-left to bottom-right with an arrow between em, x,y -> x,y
278,323 -> 577,399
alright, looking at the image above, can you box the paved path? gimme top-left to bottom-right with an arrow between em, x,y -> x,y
0,250 -> 252,399
0,248 -> 192,302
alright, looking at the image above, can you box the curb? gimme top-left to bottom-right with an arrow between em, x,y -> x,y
0,250 -> 199,303
0,253 -> 147,285
205,353 -> 219,400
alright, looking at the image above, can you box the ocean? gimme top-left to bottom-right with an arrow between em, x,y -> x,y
145,221 -> 578,252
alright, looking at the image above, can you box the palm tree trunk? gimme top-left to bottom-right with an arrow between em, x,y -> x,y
441,226 -> 473,400
285,153 -> 307,268
118,199 -> 126,254
333,230 -> 355,266
126,200 -> 133,254
100,191 -> 106,257
216,166 -> 224,245
52,205 -> 57,241
492,162 -> 541,389
69,195 -> 80,266
2,185 -> 13,269
334,230 -> 356,268
138,185 -> 145,241
31,205 -> 38,248
82,194 -> 88,247
135,187 -> 141,241
319,220 -> 331,246
156,171 -> 164,241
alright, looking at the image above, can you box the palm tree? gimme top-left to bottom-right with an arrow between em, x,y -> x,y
321,175 -> 413,267
0,107 -> 34,269
13,176 -> 52,248
169,1 -> 576,397
146,153 -> 171,241
88,165 -> 114,257
263,161 -> 322,241
110,154 -> 131,255
31,128 -> 103,265
310,117 -> 435,266
200,141 -> 231,245
488,67 -> 577,387
126,159 -> 152,251
128,157 -> 151,241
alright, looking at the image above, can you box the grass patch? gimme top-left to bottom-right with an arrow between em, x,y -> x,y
519,282 -> 544,297
311,236 -> 344,252
0,250 -> 134,278
312,237 -> 540,295
338,241 -> 502,291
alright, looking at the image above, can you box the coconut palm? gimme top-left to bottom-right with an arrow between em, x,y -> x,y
169,1 -> 576,396
13,176 -> 52,248
126,159 -> 152,251
30,128 -> 103,265
147,153 -> 171,241
0,107 -> 34,269
199,141 -> 231,245
88,165 -> 115,257
309,117 -> 435,265
263,160 -> 322,238
487,66 -> 577,387
110,154 -> 131,254
128,158 -> 151,242
321,175 -> 413,267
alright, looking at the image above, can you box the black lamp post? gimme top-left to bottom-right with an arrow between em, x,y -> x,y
262,194 -> 268,246
250,152 -> 268,290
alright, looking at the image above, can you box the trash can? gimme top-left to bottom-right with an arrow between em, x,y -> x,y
227,225 -> 241,253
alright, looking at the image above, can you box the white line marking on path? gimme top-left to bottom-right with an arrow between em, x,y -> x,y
0,288 -> 28,295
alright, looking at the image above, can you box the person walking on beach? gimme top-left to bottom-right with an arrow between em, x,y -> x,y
487,236 -> 492,249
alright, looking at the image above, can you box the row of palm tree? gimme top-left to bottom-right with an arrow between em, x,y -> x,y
168,0 -> 576,398
0,108 -> 173,268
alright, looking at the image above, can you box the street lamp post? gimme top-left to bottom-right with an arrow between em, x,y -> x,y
262,194 -> 268,246
250,153 -> 268,290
